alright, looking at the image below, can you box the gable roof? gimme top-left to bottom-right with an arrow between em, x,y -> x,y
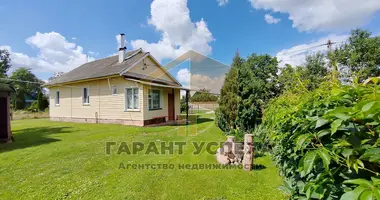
46,49 -> 146,86
46,48 -> 182,87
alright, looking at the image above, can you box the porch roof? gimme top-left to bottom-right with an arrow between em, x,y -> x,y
125,78 -> 190,91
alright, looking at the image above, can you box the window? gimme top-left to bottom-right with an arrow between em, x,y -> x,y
112,86 -> 117,95
83,87 -> 90,104
55,90 -> 60,105
125,88 -> 139,110
149,89 -> 161,110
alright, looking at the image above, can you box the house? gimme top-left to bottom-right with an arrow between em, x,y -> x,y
24,94 -> 37,108
0,83 -> 15,143
46,34 -> 186,126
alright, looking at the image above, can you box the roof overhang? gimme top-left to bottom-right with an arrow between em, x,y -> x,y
125,78 -> 190,90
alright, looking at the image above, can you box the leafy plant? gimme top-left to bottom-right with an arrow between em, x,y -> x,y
264,81 -> 380,199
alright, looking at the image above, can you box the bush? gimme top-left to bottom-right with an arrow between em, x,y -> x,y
180,97 -> 187,113
27,101 -> 39,112
264,82 -> 380,199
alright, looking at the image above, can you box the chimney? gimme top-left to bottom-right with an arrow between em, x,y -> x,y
118,33 -> 126,63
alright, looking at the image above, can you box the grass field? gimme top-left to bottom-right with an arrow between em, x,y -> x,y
0,113 -> 284,199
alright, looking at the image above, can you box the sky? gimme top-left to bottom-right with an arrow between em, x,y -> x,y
1,0 -> 380,91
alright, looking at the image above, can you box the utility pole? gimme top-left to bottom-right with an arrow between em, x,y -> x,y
326,39 -> 339,81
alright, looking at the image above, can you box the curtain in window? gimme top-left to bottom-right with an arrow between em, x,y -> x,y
126,89 -> 133,109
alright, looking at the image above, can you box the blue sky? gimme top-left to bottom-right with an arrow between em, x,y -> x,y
1,0 -> 380,90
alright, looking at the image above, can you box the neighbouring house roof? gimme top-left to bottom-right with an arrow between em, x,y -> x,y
46,49 -> 147,86
24,94 -> 36,103
0,83 -> 15,92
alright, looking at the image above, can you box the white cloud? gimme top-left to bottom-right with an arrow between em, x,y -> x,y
0,32 -> 94,73
72,37 -> 77,40
176,67 -> 224,94
264,14 -> 281,24
276,34 -> 349,67
130,0 -> 214,62
177,68 -> 191,87
217,0 -> 229,6
249,0 -> 380,31
88,51 -> 99,56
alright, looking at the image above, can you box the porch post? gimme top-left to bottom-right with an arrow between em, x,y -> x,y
186,89 -> 189,125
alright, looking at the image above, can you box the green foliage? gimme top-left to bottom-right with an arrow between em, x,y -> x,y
236,53 -> 280,132
10,67 -> 43,110
303,53 -> 328,90
334,29 -> 380,81
27,101 -> 39,112
0,49 -> 11,78
216,52 -> 281,133
190,88 -> 218,102
37,91 -> 49,111
216,51 -> 242,131
180,96 -> 187,113
264,81 -> 380,199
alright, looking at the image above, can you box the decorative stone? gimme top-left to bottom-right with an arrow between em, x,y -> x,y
216,148 -> 230,165
243,134 -> 254,171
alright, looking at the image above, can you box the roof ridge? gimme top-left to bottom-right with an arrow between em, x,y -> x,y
84,48 -> 141,65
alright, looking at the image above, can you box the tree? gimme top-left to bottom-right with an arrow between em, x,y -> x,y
0,49 -> 11,78
10,68 -> 42,109
236,53 -> 280,132
37,90 -> 49,111
215,51 -> 243,132
334,29 -> 380,81
190,88 -> 218,102
303,52 -> 328,90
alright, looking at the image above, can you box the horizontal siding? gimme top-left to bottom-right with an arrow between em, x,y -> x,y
49,77 -> 143,121
143,87 -> 181,120
49,86 -> 72,118
49,77 -> 181,123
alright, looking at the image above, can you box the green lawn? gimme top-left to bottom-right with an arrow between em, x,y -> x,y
0,114 -> 284,199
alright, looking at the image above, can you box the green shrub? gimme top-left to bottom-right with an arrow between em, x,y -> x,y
264,82 -> 380,199
27,101 -> 39,112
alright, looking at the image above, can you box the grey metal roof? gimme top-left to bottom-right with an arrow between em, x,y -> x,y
46,49 -> 146,86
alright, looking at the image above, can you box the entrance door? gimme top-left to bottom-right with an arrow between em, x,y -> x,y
0,97 -> 8,140
168,93 -> 175,121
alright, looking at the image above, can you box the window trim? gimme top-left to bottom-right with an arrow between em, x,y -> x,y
83,87 -> 90,105
112,85 -> 118,96
148,88 -> 163,111
125,87 -> 140,111
55,90 -> 60,106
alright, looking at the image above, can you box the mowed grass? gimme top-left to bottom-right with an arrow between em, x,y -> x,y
0,114 -> 284,199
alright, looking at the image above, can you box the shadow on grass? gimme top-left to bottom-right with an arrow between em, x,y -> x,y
0,126 -> 73,153
254,152 -> 265,158
252,164 -> 267,170
169,117 -> 214,127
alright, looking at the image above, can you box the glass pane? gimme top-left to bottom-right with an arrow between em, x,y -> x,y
133,88 -> 139,109
112,86 -> 117,95
126,89 -> 132,109
83,88 -> 88,103
56,91 -> 60,104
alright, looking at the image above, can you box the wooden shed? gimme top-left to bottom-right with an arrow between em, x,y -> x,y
0,83 -> 15,143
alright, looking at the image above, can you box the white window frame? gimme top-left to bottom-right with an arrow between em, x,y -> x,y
112,85 -> 118,96
83,87 -> 90,105
55,90 -> 60,106
148,89 -> 163,110
125,87 -> 140,111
